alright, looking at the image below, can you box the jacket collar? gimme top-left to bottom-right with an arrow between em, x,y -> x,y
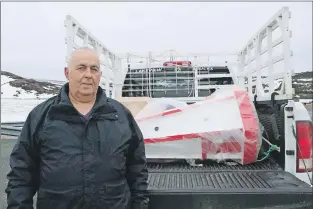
48,83 -> 117,122
58,83 -> 107,109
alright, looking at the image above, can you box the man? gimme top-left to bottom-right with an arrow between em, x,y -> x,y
6,47 -> 149,209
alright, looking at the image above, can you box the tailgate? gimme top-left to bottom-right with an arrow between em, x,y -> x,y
147,164 -> 312,209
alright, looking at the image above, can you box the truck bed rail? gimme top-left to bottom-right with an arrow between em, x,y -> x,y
147,158 -> 281,172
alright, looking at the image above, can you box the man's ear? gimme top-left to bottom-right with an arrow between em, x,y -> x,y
64,67 -> 69,80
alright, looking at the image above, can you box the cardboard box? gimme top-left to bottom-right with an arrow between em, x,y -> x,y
116,97 -> 151,117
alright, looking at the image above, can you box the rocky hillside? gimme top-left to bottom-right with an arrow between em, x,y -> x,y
292,71 -> 313,99
1,71 -> 65,99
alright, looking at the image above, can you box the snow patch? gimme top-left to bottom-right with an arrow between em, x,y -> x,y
295,78 -> 312,82
299,99 -> 313,104
1,75 -> 15,85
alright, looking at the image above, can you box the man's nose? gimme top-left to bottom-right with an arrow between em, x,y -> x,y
84,67 -> 92,77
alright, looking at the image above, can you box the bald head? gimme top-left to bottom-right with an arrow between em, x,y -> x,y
64,47 -> 102,103
67,47 -> 100,70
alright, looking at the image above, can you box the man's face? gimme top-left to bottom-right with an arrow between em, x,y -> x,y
65,49 -> 102,97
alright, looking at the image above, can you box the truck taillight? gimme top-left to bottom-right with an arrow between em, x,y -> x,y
296,121 -> 313,173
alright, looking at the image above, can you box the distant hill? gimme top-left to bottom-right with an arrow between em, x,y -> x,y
1,71 -> 65,99
246,71 -> 312,99
292,71 -> 313,99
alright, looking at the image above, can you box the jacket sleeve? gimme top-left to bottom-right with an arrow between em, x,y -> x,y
125,109 -> 149,209
6,111 -> 41,209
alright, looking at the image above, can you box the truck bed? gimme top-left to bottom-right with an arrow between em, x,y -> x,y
147,158 -> 313,209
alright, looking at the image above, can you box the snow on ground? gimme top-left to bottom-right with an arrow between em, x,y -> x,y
1,75 -> 57,99
300,99 -> 313,104
1,98 -> 48,123
1,75 -> 13,85
1,74 -> 15,85
1,74 -> 59,122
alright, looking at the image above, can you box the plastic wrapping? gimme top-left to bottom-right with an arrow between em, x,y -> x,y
135,98 -> 188,119
136,86 -> 263,165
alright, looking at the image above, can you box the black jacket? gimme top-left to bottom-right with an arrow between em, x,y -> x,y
6,84 -> 149,209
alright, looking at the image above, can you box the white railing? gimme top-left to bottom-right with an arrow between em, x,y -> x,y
64,7 -> 293,102
237,7 -> 293,102
64,15 -> 124,98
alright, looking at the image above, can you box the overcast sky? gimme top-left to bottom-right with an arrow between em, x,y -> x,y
1,2 -> 312,81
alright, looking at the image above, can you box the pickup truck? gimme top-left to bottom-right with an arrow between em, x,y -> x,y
0,6 -> 311,209
63,6 -> 312,209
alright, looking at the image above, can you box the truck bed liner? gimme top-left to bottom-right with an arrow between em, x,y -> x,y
147,157 -> 311,195
148,171 -> 311,194
147,167 -> 312,209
